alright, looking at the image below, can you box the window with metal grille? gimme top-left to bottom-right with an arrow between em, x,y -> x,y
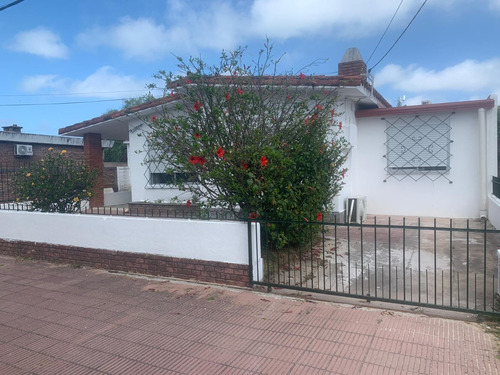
384,114 -> 453,182
143,141 -> 197,188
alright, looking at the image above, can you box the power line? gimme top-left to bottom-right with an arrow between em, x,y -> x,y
0,88 -> 159,98
368,0 -> 428,73
0,0 -> 24,12
366,0 -> 404,65
0,98 -> 128,107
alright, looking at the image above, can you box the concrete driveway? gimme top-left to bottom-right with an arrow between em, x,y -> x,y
0,255 -> 499,374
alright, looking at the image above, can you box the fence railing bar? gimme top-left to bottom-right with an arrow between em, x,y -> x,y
403,217 -> 406,301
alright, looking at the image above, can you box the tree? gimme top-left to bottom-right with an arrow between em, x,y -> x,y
12,148 -> 97,213
146,45 -> 349,248
104,140 -> 127,163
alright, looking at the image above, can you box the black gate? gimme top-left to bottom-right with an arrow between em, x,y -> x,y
249,216 -> 500,315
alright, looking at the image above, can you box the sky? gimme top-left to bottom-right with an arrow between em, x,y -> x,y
1,0 -> 500,136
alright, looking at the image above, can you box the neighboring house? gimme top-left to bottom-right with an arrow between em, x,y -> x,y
58,48 -> 498,224
0,124 -> 117,203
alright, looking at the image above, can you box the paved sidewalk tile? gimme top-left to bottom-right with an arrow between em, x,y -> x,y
0,255 -> 499,374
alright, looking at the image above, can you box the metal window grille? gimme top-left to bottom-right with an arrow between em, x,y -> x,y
143,143 -> 197,188
384,114 -> 453,182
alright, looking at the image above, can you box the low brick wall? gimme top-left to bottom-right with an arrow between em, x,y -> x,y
0,239 -> 250,287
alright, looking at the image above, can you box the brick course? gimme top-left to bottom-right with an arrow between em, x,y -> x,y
0,238 -> 250,287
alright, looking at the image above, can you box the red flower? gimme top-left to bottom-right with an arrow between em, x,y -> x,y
170,91 -> 175,97
237,88 -> 244,95
225,93 -> 230,101
339,121 -> 342,129
316,104 -> 323,110
248,212 -> 259,220
342,168 -> 346,179
151,116 -> 156,121
299,72 -> 306,80
260,155 -> 268,167
193,101 -> 202,111
186,200 -> 192,208
286,95 -> 291,101
216,147 -> 225,158
242,162 -> 249,170
331,108 -> 335,116
194,133 -> 202,138
189,156 -> 206,165
305,117 -> 310,126
186,78 -> 192,84
317,212 -> 323,221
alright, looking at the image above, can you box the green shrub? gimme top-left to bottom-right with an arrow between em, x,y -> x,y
146,44 -> 349,248
13,148 -> 97,213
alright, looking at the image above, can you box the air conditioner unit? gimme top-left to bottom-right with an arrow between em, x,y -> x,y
14,144 -> 33,156
346,196 -> 367,223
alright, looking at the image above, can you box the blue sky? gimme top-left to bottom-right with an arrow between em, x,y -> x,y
1,0 -> 499,136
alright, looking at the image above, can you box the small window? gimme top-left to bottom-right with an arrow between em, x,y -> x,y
148,172 -> 197,187
384,114 -> 452,182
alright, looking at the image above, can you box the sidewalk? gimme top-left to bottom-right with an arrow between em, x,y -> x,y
0,255 -> 499,375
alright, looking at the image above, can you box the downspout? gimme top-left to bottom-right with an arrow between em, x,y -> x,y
478,107 -> 487,219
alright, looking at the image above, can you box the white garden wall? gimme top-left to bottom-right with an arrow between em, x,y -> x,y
0,210 -> 260,269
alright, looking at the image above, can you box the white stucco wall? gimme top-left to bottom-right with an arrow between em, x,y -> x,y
0,210 -> 254,265
355,109 -> 492,218
127,118 -> 192,203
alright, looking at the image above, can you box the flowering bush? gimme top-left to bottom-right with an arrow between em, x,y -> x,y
12,148 -> 97,213
146,44 -> 349,248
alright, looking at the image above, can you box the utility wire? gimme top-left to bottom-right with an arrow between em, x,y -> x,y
368,0 -> 428,73
366,0 -> 404,65
0,0 -> 24,12
0,98 -> 128,107
0,88 -> 158,98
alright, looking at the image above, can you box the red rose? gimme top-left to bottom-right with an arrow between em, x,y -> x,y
216,147 -> 225,158
260,156 -> 268,168
186,200 -> 192,208
299,72 -> 306,80
193,101 -> 202,111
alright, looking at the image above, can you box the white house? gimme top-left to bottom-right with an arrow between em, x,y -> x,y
58,48 -> 499,223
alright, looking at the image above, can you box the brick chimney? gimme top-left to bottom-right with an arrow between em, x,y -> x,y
338,48 -> 367,77
2,124 -> 22,133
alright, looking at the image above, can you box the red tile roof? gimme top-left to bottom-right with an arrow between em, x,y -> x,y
58,95 -> 179,135
59,73 -> 390,136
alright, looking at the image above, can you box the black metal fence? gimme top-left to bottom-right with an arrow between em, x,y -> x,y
0,162 -> 32,202
251,216 -> 500,315
0,201 -> 240,221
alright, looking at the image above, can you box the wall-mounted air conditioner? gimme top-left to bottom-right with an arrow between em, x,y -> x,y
346,196 -> 367,223
14,144 -> 33,156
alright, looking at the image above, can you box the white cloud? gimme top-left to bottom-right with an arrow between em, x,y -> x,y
76,0 -> 436,61
20,75 -> 64,92
489,0 -> 500,11
20,67 -> 149,98
10,27 -> 69,59
375,58 -> 500,94
77,18 -> 174,61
